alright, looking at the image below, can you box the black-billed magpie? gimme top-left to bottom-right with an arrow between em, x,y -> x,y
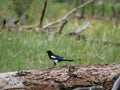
46,50 -> 74,65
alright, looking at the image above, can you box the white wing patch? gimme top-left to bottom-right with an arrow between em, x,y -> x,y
51,55 -> 56,58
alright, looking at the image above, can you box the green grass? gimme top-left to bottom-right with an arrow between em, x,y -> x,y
0,1 -> 120,72
0,20 -> 120,72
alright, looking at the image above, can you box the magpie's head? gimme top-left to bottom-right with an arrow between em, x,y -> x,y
46,50 -> 54,59
46,50 -> 54,55
46,50 -> 52,53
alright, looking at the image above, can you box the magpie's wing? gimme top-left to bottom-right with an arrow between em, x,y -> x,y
56,55 -> 64,60
50,56 -> 60,65
51,55 -> 57,59
51,55 -> 64,60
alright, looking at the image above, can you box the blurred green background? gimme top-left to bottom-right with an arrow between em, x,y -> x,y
0,0 -> 120,72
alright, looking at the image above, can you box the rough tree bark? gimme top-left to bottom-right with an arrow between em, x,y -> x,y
0,64 -> 119,90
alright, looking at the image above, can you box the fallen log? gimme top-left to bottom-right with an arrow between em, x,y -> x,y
0,64 -> 120,90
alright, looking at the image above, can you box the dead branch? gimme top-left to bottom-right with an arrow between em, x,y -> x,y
0,64 -> 119,90
67,22 -> 92,40
19,23 -> 39,30
112,76 -> 120,90
58,20 -> 67,34
43,0 -> 94,29
39,0 -> 48,28
15,0 -> 93,32
75,22 -> 92,34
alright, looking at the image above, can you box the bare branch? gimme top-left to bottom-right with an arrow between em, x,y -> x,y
20,23 -> 39,30
67,22 -> 92,38
58,20 -> 67,34
39,0 -> 48,28
75,22 -> 92,34
17,0 -> 94,31
112,77 -> 120,90
43,0 -> 94,29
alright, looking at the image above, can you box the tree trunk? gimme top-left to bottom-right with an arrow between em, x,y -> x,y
80,0 -> 85,18
0,64 -> 120,90
91,0 -> 95,17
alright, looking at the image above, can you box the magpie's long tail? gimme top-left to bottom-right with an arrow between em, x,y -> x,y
62,59 -> 74,62
62,58 -> 81,62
